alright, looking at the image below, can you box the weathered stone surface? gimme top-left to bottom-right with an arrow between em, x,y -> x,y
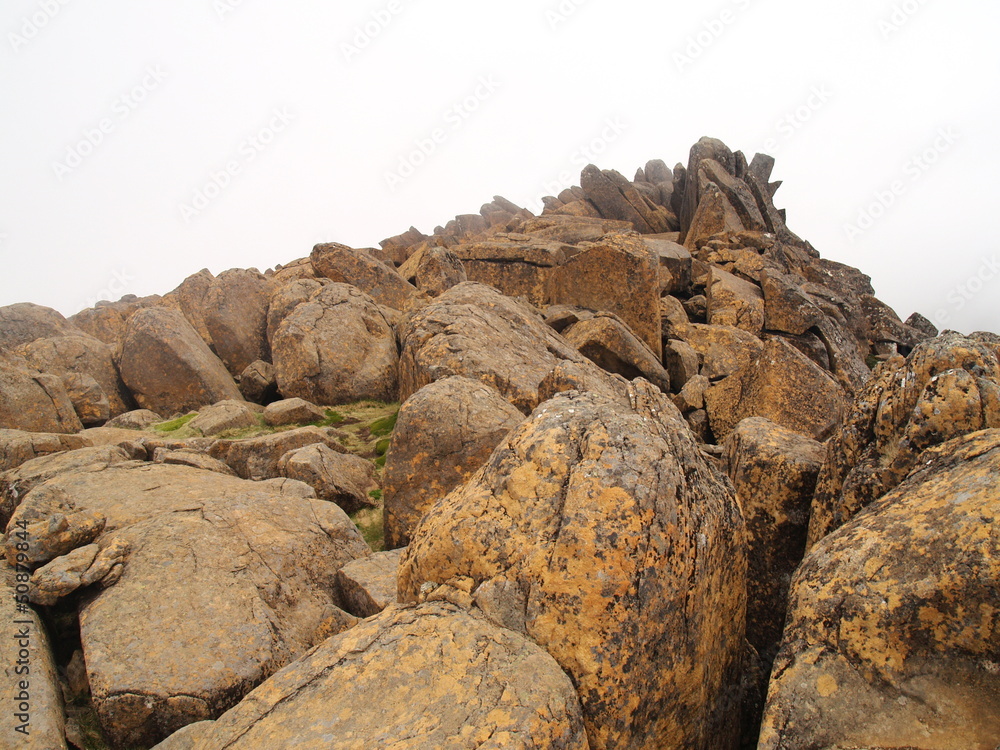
0,352 -> 83,435
62,372 -> 110,425
705,338 -> 846,442
278,444 -> 378,513
723,418 -> 824,663
807,332 -> 1000,547
69,304 -> 132,361
272,283 -> 399,406
105,409 -> 162,430
179,602 -> 589,750
580,165 -> 674,233
398,282 -> 585,414
152,448 -> 237,476
680,137 -> 736,238
202,269 -> 272,376
644,236 -> 692,295
1,570 -> 67,750
546,233 -> 662,357
0,428 -> 87,473
157,269 -> 216,351
335,548 -> 404,617
758,430 -> 1000,750
760,270 -> 824,336
4,509 -> 105,566
119,307 -> 242,415
210,426 -> 346,481
450,237 -> 569,307
684,183 -> 747,250
400,386 -> 747,750
383,377 -> 523,549
263,397 -> 325,427
265,279 -> 328,347
0,302 -> 78,351
414,245 -> 467,296
186,400 -> 257,437
310,243 -> 418,311
679,323 -> 765,381
28,542 -> 101,605
664,339 -> 700,389
521,214 -> 632,244
237,360 -> 277,405
707,267 -> 765,334
562,314 -> 671,393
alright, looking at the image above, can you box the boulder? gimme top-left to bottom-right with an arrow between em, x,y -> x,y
679,137 -> 736,238
683,183 -> 746,249
169,602 -> 589,750
643,236 -> 692,295
105,409 -> 162,430
0,352 -> 83,435
383,377 -> 523,549
679,323 -> 764,381
68,304 -> 130,360
263,397 -> 325,427
707,267 -> 765,334
807,332 -> 1000,547
310,243 -> 418,311
265,279 -> 328,347
157,269 -> 216,351
152,448 -> 237,476
4,508 -> 106,566
449,237 -> 570,307
580,165 -> 674,233
0,428 -> 87,473
272,283 -> 399,406
186,400 -> 258,437
0,302 -> 78,351
202,269 -> 272,376
546,233 -> 663,358
237,360 -> 278,405
414,245 -> 467,296
705,337 -> 846,442
664,339 -> 700,389
118,307 -> 242,415
758,430 -> 1000,750
335,548 -> 404,617
562,314 -> 671,393
62,373 -> 110,425
210,426 -> 346,482
277,444 -> 378,513
0,570 -> 67,750
400,386 -> 747,749
760,270 -> 824,336
397,282 -> 585,414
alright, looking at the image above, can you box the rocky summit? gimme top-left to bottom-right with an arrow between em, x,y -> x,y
0,137 -> 997,750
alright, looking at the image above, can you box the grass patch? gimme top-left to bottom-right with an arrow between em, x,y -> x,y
350,506 -> 384,552
375,454 -> 387,469
313,408 -> 345,427
368,488 -> 382,502
152,413 -> 198,433
374,437 -> 391,457
368,411 -> 398,438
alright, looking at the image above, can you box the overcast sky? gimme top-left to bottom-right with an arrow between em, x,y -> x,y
2,0 -> 998,333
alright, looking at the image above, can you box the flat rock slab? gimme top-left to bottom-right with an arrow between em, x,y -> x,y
336,548 -> 404,617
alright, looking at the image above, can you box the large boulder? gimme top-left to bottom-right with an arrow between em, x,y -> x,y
383,377 -> 524,549
398,282 -> 585,414
562,314 -> 671,393
807,332 -> 1000,548
169,602 -> 589,750
0,352 -> 83,435
707,267 -> 765,334
272,283 -> 399,405
265,278 -> 328,347
202,269 -> 272,376
157,269 -> 217,351
580,165 -> 674,234
0,428 -> 87,473
400,385 -> 747,750
118,308 -> 242,415
0,302 -> 78,351
310,243 -> 418,311
209,426 -> 346,481
758,430 -> 1000,750
278,444 -> 379,513
447,237 -> 570,307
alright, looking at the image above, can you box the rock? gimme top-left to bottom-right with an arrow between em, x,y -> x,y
68,304 -> 130,360
157,269 -> 217,351
449,237 -> 570,307
546,233 -> 663,358
278,444 -> 378,513
400,386 -> 747,749
272,283 -> 399,406
521,214 -> 632,244
760,270 -> 824,336
644,236 -> 693,295
580,165 -> 674,233
263,397 -> 325,427
3,509 -> 106,566
383,377 -> 523,549
707,267 -> 765,334
723,418 -> 825,664
664,339 -> 700,389
705,337 -> 846,442
118,307 -> 242,415
674,374 -> 711,413
28,543 -> 100,605
62,373 -> 110,425
0,570 -> 67,750
237,360 -> 278,405
0,302 -> 78,351
905,311 -> 938,339
335,548 -> 404,617
562,314 -> 671,393
679,323 -> 764,381
310,243 -> 418,311
807,332 -> 1000,547
398,282 -> 585,414
186,400 -> 258,437
175,602 -> 589,750
684,183 -> 747,249
265,279 -> 328,347
679,137 -> 736,238
105,409 -> 162,430
210,426 -> 346,481
758,430 -> 1000,750
699,159 -> 767,234
152,448 -> 237,476
150,721 -> 216,750
0,352 -> 83,435
0,428 -> 87,473
414,245 -> 467,296
202,269 -> 272,376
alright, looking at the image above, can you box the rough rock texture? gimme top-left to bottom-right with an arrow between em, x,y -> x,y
310,242 -> 419,311
415,245 -> 468,296
265,278 -> 328,347
4,508 -> 106,566
708,267 -> 765,334
0,302 -> 78,351
807,332 -> 1000,548
278,444 -> 379,513
398,282 -> 585,414
400,386 -> 747,750
705,337 -> 846,442
679,323 -> 764,381
1,570 -> 67,750
272,283 -> 399,405
105,409 -> 162,430
263,397 -> 325,427
335,548 -> 404,617
447,237 -> 569,307
563,314 -> 671,393
157,269 -> 217,351
118,307 -> 242,415
383,376 -> 524,549
758,430 -> 1000,750
186,400 -> 258,437
0,352 -> 83,435
237,360 -> 278,404
202,268 -> 272,376
546,233 -> 663,358
177,603 -> 589,750
209,426 -> 346,482
0,428 -> 87,473
152,448 -> 237,476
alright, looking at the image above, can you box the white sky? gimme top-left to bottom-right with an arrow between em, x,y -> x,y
1,0 -> 998,333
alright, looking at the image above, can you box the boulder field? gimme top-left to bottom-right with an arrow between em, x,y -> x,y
1,138 -> 997,749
